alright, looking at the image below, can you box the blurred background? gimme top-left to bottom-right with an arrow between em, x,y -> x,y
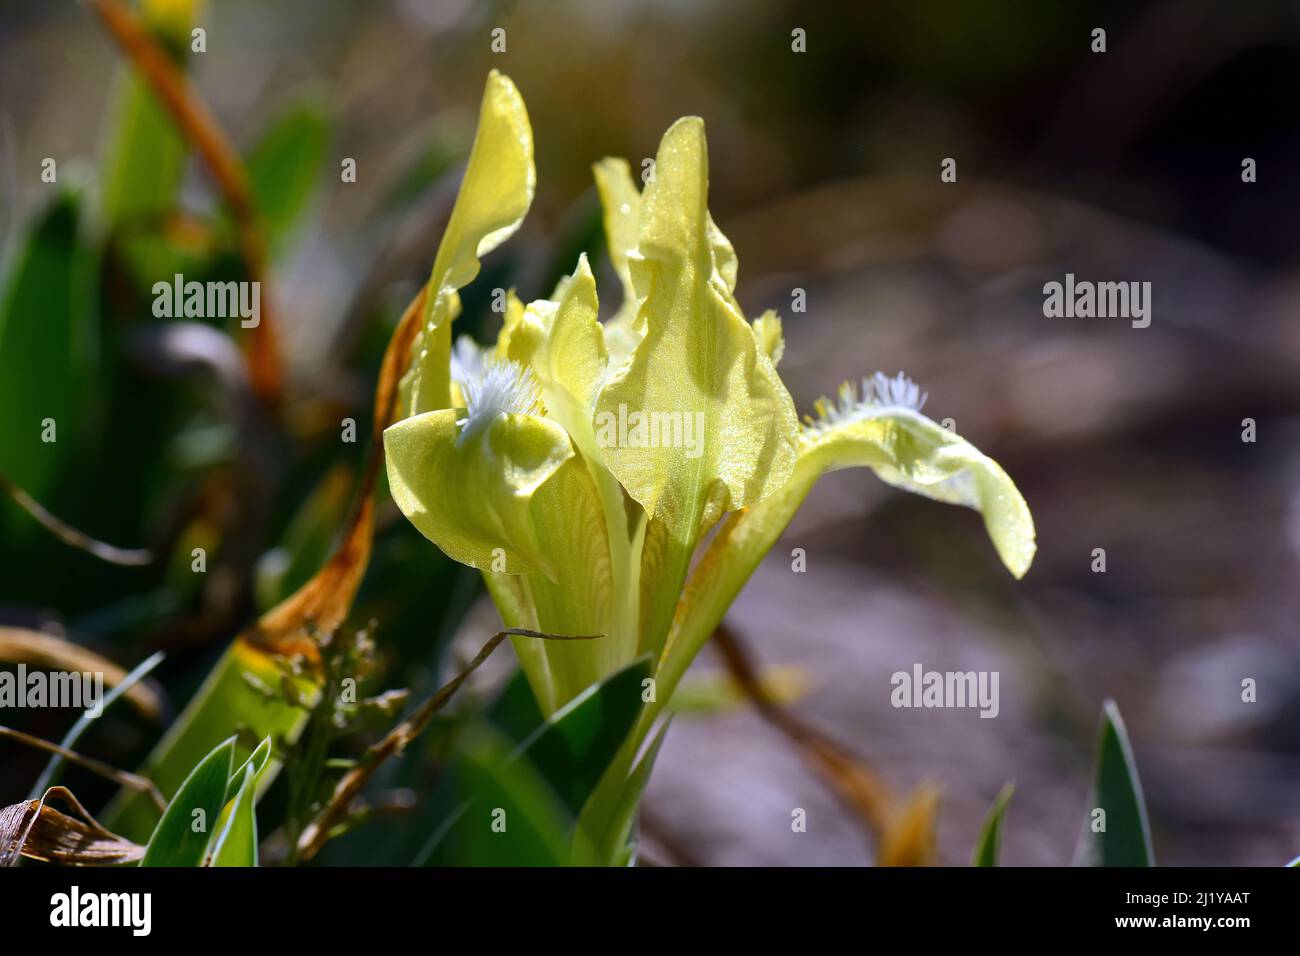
2,0 -> 1299,865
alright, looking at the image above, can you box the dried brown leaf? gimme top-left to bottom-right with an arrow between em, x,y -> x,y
1,786 -> 143,866
243,287 -> 427,663
0,627 -> 162,719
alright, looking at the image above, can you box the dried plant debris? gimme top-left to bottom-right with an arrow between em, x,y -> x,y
0,787 -> 143,867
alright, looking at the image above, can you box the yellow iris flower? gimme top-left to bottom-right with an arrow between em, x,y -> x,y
384,70 -> 1035,858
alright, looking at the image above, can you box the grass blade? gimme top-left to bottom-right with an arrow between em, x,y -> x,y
1073,699 -> 1154,866
971,782 -> 1014,867
28,649 -> 165,799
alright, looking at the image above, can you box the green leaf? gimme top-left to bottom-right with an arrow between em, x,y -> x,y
418,659 -> 650,865
140,734 -> 271,867
1073,700 -> 1154,867
210,764 -> 259,867
971,782 -> 1014,867
140,736 -> 236,867
0,192 -> 96,514
516,655 -> 652,818
425,725 -> 585,866
600,717 -> 672,866
246,98 -> 331,252
225,735 -> 273,803
485,667 -> 546,743
101,76 -> 187,228
98,0 -> 196,281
